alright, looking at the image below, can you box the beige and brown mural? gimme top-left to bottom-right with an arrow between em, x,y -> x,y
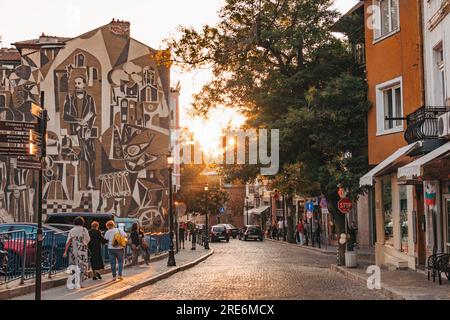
0,20 -> 171,229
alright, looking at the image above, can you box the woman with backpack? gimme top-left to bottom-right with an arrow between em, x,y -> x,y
104,220 -> 127,281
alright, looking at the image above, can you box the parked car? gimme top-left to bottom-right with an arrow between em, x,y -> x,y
239,225 -> 264,241
0,223 -> 67,272
45,213 -> 115,231
46,223 -> 74,232
222,224 -> 239,239
210,225 -> 230,243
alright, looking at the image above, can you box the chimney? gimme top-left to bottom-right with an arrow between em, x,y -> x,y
109,19 -> 131,37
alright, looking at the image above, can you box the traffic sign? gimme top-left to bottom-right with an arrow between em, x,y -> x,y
320,198 -> 328,208
17,158 -> 42,170
219,207 -> 225,215
307,211 -> 313,219
338,198 -> 353,214
321,207 -> 329,214
306,202 -> 314,212
0,121 -> 39,133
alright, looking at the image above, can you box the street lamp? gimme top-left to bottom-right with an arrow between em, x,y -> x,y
167,152 -> 176,267
204,184 -> 210,250
245,197 -> 249,225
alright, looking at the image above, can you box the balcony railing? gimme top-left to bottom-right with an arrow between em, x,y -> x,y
404,106 -> 450,144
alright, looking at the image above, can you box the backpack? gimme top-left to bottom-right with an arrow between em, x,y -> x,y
112,230 -> 128,248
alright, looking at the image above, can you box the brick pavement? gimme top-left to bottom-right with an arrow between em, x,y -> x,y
122,238 -> 389,300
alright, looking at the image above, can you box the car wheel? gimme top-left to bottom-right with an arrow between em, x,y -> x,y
244,236 -> 248,241
226,239 -> 229,243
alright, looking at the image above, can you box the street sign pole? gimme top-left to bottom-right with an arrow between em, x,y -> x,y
35,92 -> 47,301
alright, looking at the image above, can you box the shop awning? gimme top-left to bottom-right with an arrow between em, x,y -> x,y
360,142 -> 421,187
248,206 -> 270,215
398,141 -> 450,179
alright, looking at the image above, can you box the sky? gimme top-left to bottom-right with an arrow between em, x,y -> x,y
0,0 -> 358,153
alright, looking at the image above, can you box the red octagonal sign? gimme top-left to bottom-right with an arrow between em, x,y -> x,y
338,198 -> 352,214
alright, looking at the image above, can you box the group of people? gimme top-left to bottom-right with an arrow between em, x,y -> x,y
294,219 -> 321,247
267,219 -> 323,247
63,217 -> 150,289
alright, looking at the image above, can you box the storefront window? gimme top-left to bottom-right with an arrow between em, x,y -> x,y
382,176 -> 394,246
399,185 -> 408,253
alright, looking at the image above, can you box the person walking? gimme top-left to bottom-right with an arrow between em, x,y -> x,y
179,223 -> 185,249
277,219 -> 284,241
130,223 -> 141,266
88,221 -> 107,280
303,219 -> 310,246
271,223 -> 277,239
140,226 -> 150,265
104,220 -> 127,281
314,220 -> 322,248
63,217 -> 91,288
298,220 -> 305,245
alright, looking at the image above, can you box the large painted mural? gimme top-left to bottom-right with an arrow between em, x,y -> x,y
0,20 -> 171,229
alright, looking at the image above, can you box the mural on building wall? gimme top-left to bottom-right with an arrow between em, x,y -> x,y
0,21 -> 171,229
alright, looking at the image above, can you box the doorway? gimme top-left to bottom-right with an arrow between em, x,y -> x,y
416,184 -> 427,267
444,195 -> 450,254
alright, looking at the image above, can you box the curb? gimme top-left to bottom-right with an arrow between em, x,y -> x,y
265,238 -> 336,255
330,264 -> 406,300
92,249 -> 215,300
0,252 -> 169,300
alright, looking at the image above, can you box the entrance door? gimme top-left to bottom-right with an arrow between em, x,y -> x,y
416,185 -> 427,267
444,196 -> 450,254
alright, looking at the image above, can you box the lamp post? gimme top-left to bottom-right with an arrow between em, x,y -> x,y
246,197 -> 249,225
167,152 -> 176,267
204,185 -> 210,250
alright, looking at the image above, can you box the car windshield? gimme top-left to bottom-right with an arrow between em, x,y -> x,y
212,227 -> 225,232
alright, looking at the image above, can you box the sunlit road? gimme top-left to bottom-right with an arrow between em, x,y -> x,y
122,238 -> 389,300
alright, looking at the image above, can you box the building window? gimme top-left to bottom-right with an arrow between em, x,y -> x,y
75,53 -> 85,67
399,185 -> 408,253
374,0 -> 400,40
434,43 -> 447,105
144,69 -> 155,86
376,77 -> 403,135
382,176 -> 394,247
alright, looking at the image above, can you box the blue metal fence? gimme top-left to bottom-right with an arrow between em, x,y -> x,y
0,230 -> 172,285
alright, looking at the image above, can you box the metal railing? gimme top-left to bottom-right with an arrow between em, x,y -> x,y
1,231 -> 172,285
404,106 -> 450,144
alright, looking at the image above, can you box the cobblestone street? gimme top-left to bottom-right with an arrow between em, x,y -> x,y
122,239 -> 390,300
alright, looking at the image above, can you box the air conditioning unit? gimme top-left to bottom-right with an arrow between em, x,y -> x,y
438,112 -> 450,138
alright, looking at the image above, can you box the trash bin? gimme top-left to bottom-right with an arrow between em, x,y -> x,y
345,251 -> 357,268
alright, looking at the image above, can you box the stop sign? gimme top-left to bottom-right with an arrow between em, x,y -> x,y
338,198 -> 353,214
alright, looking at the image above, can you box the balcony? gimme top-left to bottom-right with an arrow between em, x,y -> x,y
404,106 -> 450,144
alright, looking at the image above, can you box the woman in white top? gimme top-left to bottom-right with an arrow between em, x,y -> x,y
104,220 -> 127,280
63,217 -> 91,288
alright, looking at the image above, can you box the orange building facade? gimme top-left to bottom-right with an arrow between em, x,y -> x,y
360,0 -> 425,270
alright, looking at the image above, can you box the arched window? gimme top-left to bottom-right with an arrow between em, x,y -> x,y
75,53 -> 85,67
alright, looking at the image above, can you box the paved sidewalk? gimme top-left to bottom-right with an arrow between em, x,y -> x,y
332,264 -> 450,300
265,238 -> 375,263
11,248 -> 213,300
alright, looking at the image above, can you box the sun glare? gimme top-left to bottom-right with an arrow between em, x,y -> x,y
183,107 -> 246,160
